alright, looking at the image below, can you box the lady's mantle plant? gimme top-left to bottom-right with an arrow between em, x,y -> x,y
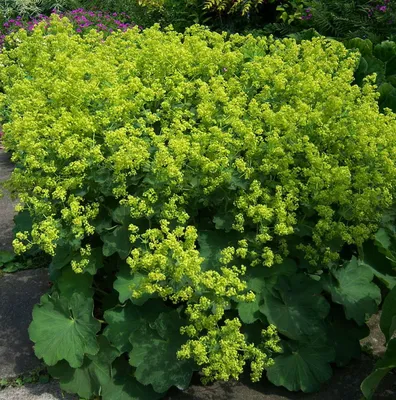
1,15 -> 396,398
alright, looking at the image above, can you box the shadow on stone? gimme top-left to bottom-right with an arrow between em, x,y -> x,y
0,269 -> 51,379
166,354 -> 396,400
0,381 -> 76,400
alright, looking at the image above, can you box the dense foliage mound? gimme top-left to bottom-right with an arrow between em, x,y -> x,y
2,15 -> 396,398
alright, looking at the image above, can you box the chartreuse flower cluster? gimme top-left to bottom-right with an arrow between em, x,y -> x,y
2,14 -> 396,398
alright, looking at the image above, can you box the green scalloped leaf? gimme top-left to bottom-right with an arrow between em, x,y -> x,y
103,300 -> 169,353
0,250 -> 15,266
113,263 -> 153,305
266,337 -> 334,393
237,297 -> 261,324
324,257 -> 381,325
237,259 -> 298,324
13,209 -> 33,235
197,230 -> 240,271
48,336 -> 119,399
380,285 -> 396,342
374,41 -> 396,63
260,274 -> 329,340
361,368 -> 390,400
28,292 -> 100,368
101,357 -> 163,400
361,339 -> 396,399
362,240 -> 396,289
111,205 -> 132,225
326,307 -> 369,367
344,38 -> 373,57
79,247 -> 104,275
101,205 -> 135,259
212,213 -> 234,231
56,268 -> 93,298
101,225 -> 132,259
49,242 -> 74,272
129,310 -> 195,393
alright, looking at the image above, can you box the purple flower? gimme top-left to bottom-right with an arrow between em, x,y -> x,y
0,7 -> 141,51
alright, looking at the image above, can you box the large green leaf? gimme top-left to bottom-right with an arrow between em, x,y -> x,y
237,259 -> 297,324
374,41 -> 396,63
0,250 -> 15,266
13,209 -> 33,235
56,268 -> 94,298
372,227 -> 396,265
260,274 -> 329,340
361,368 -> 390,400
345,38 -> 373,56
237,266 -> 268,324
92,208 -> 113,234
101,205 -> 135,259
28,292 -> 101,367
380,87 -> 396,113
362,240 -> 396,289
375,228 -> 392,251
324,257 -> 381,325
101,225 -> 132,259
101,357 -> 163,400
266,337 -> 334,393
48,336 -> 119,399
250,259 -> 297,287
111,205 -> 133,225
355,56 -> 369,84
77,247 -> 104,275
49,241 -> 74,272
113,263 -> 153,305
129,310 -> 195,393
326,307 -> 369,367
380,285 -> 396,342
366,55 -> 386,84
103,300 -> 168,353
212,213 -> 234,231
361,339 -> 396,400
197,230 -> 240,271
237,297 -> 262,324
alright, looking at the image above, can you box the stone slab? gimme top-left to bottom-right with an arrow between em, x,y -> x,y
0,382 -> 76,400
0,269 -> 51,378
166,355 -> 396,399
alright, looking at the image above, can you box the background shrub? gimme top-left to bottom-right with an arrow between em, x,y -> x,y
0,8 -> 138,48
2,15 -> 396,398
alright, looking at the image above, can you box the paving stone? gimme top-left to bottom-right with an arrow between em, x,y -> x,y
166,355 -> 396,400
0,382 -> 76,400
0,269 -> 51,379
0,150 -> 17,251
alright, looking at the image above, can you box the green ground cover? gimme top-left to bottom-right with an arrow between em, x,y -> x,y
1,1 -> 396,400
